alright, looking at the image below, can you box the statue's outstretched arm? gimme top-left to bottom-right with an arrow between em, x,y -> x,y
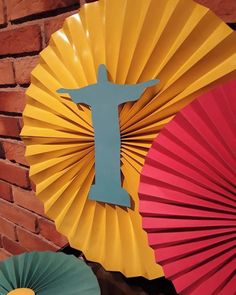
57,86 -> 94,106
117,79 -> 159,104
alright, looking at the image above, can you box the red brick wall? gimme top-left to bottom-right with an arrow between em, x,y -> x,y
0,0 -> 235,261
0,0 -> 84,260
196,0 -> 236,23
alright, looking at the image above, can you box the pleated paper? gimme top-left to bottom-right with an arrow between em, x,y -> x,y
0,251 -> 100,295
139,79 -> 236,294
21,0 -> 236,278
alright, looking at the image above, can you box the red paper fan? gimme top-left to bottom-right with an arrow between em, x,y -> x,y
139,79 -> 236,295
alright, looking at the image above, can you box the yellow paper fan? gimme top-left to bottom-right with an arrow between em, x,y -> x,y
21,0 -> 236,279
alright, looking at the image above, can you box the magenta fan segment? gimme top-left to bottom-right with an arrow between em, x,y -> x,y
139,80 -> 236,295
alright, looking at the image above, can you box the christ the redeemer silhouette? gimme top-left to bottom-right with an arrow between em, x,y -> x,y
57,64 -> 159,207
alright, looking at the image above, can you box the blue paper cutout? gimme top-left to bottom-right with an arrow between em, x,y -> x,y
57,64 -> 159,207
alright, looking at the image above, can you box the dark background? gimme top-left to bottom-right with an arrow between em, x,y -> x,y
61,245 -> 178,295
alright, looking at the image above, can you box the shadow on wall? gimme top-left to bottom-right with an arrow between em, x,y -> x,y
60,245 -> 178,295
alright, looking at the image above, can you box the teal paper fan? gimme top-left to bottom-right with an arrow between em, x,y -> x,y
0,251 -> 100,295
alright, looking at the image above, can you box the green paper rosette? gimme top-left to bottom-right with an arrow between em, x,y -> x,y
0,251 -> 100,295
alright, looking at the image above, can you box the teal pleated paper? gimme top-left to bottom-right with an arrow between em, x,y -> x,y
0,251 -> 100,295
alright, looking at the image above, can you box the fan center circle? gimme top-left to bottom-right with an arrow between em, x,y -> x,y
7,289 -> 35,295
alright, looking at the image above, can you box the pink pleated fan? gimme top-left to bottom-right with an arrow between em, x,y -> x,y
139,80 -> 236,295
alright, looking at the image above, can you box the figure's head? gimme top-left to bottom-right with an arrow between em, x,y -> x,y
97,64 -> 109,84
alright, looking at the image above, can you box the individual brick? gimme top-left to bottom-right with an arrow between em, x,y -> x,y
39,218 -> 68,247
0,160 -> 30,188
2,236 -> 28,255
7,0 -> 79,21
14,56 -> 39,84
0,24 -> 41,56
12,186 -> 45,216
0,199 -> 37,232
0,116 -> 21,137
0,0 -> 5,25
0,140 -> 28,166
0,60 -> 15,85
0,89 -> 26,113
17,227 -> 59,251
0,217 -> 17,240
0,180 -> 12,201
